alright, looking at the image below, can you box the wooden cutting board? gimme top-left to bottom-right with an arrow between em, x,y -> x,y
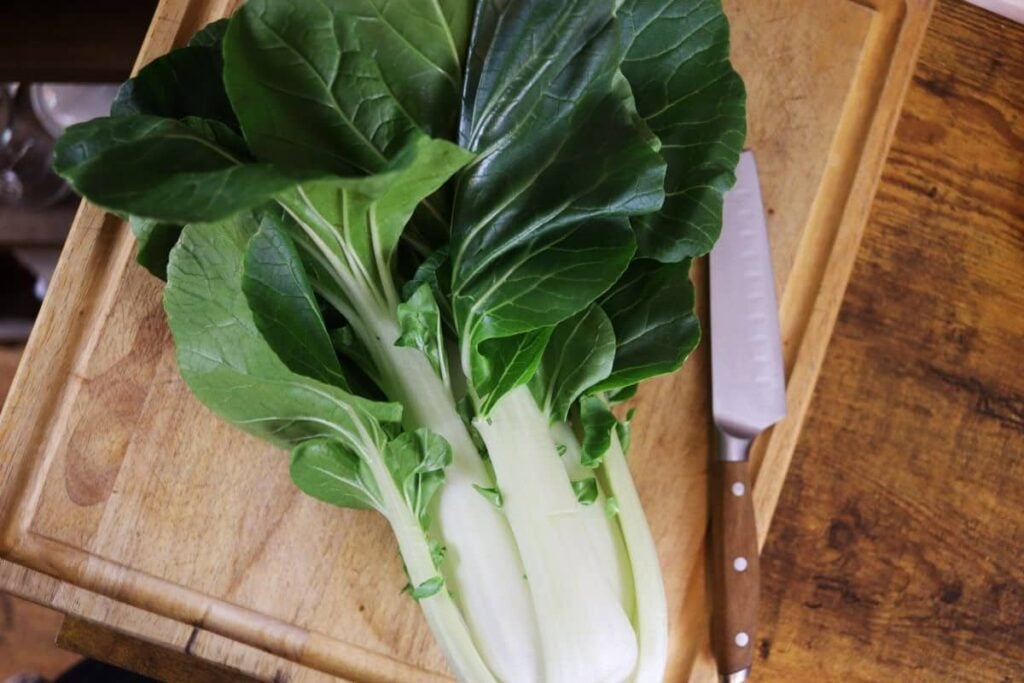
0,0 -> 934,680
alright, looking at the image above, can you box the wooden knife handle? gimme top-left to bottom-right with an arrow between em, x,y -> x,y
710,454 -> 759,680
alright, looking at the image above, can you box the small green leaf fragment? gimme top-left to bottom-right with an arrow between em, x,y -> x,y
396,284 -> 448,384
473,484 -> 503,509
605,496 -> 620,519
289,438 -> 381,511
384,429 -> 452,528
571,477 -> 599,506
403,246 -> 453,326
556,444 -> 568,457
408,576 -> 445,600
580,395 -> 617,468
189,18 -> 229,48
616,407 -> 636,456
455,396 -> 489,455
429,539 -> 447,568
129,216 -> 182,280
608,384 -> 638,404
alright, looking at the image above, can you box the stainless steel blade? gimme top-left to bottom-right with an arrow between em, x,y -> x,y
710,151 -> 787,441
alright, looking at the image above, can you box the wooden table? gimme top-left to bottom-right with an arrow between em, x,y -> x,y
1,0 -> 1021,680
757,1 -> 1024,680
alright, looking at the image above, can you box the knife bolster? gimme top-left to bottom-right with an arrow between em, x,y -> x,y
717,430 -> 753,462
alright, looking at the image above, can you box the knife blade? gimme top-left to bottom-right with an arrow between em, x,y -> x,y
708,150 -> 787,683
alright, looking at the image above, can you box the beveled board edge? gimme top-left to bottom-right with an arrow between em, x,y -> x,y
752,0 -> 935,545
0,0 -> 935,681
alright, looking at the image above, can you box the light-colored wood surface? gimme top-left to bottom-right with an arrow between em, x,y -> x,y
0,346 -> 81,680
0,0 -> 933,681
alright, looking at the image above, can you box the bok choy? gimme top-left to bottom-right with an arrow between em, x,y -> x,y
53,0 -> 745,680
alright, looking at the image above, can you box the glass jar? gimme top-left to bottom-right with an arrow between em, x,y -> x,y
0,83 -> 70,208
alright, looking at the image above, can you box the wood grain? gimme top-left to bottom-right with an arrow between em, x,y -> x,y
757,1 -> 1024,681
709,459 -> 759,677
0,0 -> 934,680
0,348 -> 23,406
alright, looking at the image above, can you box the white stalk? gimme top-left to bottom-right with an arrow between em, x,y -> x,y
550,421 -> 634,617
363,447 -> 497,683
364,314 -> 543,683
475,386 -> 638,683
599,432 -> 668,683
278,193 -> 543,680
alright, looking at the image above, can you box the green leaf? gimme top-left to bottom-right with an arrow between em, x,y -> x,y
571,477 -> 599,506
616,408 -> 636,456
472,484 -> 503,509
278,134 -> 472,306
396,284 -> 449,385
408,575 -> 445,600
403,246 -> 454,328
105,25 -> 258,287
164,213 -> 402,454
451,0 -> 665,408
454,396 -> 488,456
429,539 -> 447,568
243,215 -> 346,387
329,0 -> 470,138
579,395 -> 618,468
384,428 -> 452,528
535,306 -> 616,423
290,437 -> 382,511
223,0 -> 417,175
129,216 -> 182,280
471,329 -> 553,415
53,116 -> 300,223
189,18 -> 230,48
607,384 -> 638,404
592,259 -> 700,393
619,0 -> 747,260
329,326 -> 384,394
111,45 -> 238,129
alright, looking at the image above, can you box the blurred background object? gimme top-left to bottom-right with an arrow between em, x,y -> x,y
1,83 -> 72,208
0,82 -> 117,343
0,83 -> 119,208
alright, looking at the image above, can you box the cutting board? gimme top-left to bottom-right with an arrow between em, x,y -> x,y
0,0 -> 934,680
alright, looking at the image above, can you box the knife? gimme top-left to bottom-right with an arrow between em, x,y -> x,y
708,150 -> 787,683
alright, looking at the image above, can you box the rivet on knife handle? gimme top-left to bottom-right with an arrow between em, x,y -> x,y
710,433 -> 759,682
